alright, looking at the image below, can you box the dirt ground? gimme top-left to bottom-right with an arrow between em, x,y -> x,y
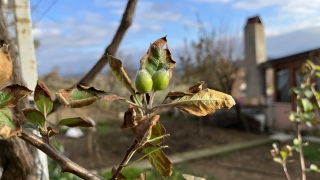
54,116 -> 320,180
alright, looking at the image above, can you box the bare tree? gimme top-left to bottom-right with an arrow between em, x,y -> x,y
179,21 -> 242,95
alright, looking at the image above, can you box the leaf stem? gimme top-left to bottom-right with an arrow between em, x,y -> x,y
109,140 -> 138,180
296,122 -> 306,180
124,145 -> 168,167
282,162 -> 292,180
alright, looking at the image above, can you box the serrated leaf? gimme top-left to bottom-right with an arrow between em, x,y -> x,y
0,44 -> 12,87
301,98 -> 313,112
57,117 -> 94,127
140,143 -> 172,177
22,108 -> 46,129
34,80 -> 53,116
0,84 -> 32,108
56,85 -> 125,108
0,107 -> 22,139
107,55 -> 136,95
150,122 -> 166,145
168,88 -> 235,116
182,174 -> 206,180
140,36 -> 176,77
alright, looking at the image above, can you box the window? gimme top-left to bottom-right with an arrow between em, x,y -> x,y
276,68 -> 290,102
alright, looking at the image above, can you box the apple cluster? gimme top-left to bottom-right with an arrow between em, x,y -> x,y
135,69 -> 170,94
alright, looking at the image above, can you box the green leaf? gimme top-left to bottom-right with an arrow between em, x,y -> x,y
140,143 -> 172,177
301,98 -> 314,112
165,88 -> 235,116
107,55 -> 136,95
34,80 -> 53,116
22,108 -> 46,129
0,107 -> 22,139
0,84 -> 32,108
303,89 -> 313,98
56,85 -> 125,108
316,72 -> 320,78
23,123 -> 39,130
280,150 -> 288,159
140,36 -> 176,76
150,122 -> 166,145
310,164 -> 320,173
288,111 -> 297,121
57,117 -> 94,127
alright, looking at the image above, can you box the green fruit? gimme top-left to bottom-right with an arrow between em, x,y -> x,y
135,69 -> 153,94
152,69 -> 170,91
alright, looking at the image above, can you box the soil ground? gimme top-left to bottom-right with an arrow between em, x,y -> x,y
53,116 -> 320,180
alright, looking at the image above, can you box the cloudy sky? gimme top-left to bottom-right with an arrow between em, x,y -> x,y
29,0 -> 320,76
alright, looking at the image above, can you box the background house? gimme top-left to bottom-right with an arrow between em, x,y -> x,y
235,16 -> 320,130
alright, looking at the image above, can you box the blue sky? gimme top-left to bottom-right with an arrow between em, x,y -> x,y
29,0 -> 320,76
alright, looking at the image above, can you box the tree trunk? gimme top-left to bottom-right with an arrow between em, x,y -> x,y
0,4 -> 37,180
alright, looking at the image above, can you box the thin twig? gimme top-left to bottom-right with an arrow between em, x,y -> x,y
20,129 -> 105,180
109,140 -> 138,180
296,122 -> 306,180
282,162 -> 292,180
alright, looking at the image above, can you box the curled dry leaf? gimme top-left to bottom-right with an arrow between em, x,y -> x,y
166,91 -> 194,100
121,106 -> 141,129
0,44 -> 12,87
56,85 -> 124,108
188,81 -> 204,93
168,88 -> 236,116
139,36 -> 176,78
0,84 -> 33,108
0,107 -> 22,139
107,54 -> 136,95
132,115 -> 160,145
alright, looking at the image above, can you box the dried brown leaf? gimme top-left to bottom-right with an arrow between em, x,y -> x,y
189,81 -> 204,93
107,54 -> 136,95
166,91 -> 194,100
133,173 -> 146,180
56,85 -> 114,108
121,106 -> 140,129
0,84 -> 32,108
132,115 -> 160,145
170,88 -> 236,116
0,44 -> 12,87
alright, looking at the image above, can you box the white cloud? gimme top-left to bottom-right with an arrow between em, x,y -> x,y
150,25 -> 163,32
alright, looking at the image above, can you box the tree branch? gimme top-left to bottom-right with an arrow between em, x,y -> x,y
19,129 -> 106,180
51,0 -> 138,113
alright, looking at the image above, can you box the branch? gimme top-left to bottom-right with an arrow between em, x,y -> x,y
19,129 -> 106,180
51,0 -> 138,113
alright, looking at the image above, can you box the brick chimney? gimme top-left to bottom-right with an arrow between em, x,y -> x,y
244,15 -> 267,105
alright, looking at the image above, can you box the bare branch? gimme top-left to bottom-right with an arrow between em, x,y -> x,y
19,129 -> 106,180
51,0 -> 138,113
